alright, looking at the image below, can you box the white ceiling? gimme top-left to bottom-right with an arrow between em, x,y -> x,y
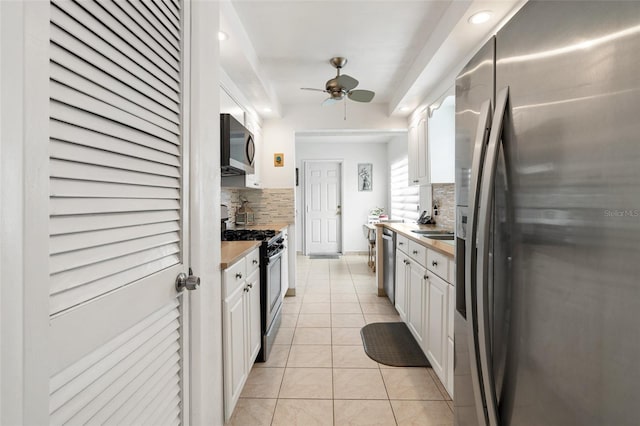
220,0 -> 526,119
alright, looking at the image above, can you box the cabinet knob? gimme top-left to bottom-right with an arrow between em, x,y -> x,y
236,272 -> 243,279
432,261 -> 438,267
413,180 -> 419,183
413,250 -> 418,255
244,287 -> 249,292
247,283 -> 253,288
253,259 -> 258,265
399,242 -> 404,245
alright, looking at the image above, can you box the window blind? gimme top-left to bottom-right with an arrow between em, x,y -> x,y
390,157 -> 420,222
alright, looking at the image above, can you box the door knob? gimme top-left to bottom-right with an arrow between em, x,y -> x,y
175,269 -> 200,292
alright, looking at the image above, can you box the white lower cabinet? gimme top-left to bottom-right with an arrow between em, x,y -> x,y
223,247 -> 261,421
395,251 -> 408,321
394,235 -> 455,399
425,273 -> 448,380
224,285 -> 247,413
407,259 -> 426,347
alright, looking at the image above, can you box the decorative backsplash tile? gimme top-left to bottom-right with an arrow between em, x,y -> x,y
432,183 -> 455,230
221,188 -> 295,225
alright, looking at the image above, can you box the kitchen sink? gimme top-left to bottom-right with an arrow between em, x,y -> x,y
411,230 -> 454,236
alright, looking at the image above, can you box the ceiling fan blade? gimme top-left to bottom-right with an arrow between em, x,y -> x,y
322,97 -> 342,106
348,89 -> 375,103
336,74 -> 359,91
301,87 -> 327,92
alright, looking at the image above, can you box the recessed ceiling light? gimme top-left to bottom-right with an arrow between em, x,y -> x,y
263,107 -> 272,113
218,31 -> 229,41
468,11 -> 492,25
400,106 -> 411,112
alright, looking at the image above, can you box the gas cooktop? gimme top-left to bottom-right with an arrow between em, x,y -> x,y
222,229 -> 276,241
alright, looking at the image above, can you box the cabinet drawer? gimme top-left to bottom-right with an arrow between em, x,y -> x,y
246,248 -> 260,274
396,235 -> 409,253
408,240 -> 427,266
223,257 -> 247,298
427,249 -> 449,281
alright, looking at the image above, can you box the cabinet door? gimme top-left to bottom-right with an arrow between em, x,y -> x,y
407,123 -> 419,186
417,116 -> 430,185
446,337 -> 454,398
428,95 -> 455,183
223,286 -> 247,419
245,124 -> 261,188
426,273 -> 448,381
407,260 -> 426,346
281,228 -> 289,298
447,283 -> 455,339
394,252 -> 407,321
246,269 -> 261,365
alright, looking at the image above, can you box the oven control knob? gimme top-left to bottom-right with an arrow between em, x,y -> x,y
175,269 -> 201,292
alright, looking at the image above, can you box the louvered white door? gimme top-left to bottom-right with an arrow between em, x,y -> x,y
48,0 -> 190,424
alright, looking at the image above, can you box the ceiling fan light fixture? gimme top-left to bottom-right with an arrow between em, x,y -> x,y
218,31 -> 229,41
468,11 -> 492,25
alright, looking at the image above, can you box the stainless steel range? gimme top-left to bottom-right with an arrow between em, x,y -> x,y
222,229 -> 285,362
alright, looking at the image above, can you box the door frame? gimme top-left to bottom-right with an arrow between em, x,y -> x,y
0,1 -> 223,424
302,159 -> 345,256
1,2 -> 50,423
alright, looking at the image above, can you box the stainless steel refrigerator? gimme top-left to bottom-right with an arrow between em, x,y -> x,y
454,2 -> 640,425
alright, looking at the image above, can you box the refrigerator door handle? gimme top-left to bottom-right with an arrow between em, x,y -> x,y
465,99 -> 493,426
477,86 -> 510,426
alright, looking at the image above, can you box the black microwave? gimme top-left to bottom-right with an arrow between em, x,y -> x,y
220,113 -> 255,176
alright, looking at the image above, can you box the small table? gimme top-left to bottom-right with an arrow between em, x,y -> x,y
363,224 -> 377,272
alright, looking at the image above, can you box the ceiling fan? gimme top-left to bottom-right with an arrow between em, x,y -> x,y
301,57 -> 375,106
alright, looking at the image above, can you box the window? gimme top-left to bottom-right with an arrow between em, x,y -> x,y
390,157 -> 420,222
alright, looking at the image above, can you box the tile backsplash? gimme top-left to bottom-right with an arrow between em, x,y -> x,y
221,188 -> 295,225
432,183 -> 455,230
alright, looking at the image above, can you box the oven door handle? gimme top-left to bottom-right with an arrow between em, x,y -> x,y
267,248 -> 284,264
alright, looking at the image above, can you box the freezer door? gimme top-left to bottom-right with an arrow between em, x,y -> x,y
495,2 -> 640,425
455,39 -> 495,208
454,38 -> 495,426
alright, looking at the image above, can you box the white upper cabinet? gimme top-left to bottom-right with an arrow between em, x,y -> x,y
408,109 -> 430,186
428,94 -> 455,183
407,91 -> 455,185
220,87 -> 245,125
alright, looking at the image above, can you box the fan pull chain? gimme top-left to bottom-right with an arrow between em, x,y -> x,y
344,99 -> 347,121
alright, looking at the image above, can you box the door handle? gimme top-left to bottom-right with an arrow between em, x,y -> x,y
175,269 -> 201,292
477,86 -> 510,426
465,98 -> 493,426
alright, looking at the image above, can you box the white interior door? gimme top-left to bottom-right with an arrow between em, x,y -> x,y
304,161 -> 342,255
47,0 -> 192,424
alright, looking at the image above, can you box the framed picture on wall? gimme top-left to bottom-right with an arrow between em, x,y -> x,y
358,163 -> 373,192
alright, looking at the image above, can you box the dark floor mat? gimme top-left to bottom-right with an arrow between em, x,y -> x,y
309,255 -> 340,259
360,322 -> 431,367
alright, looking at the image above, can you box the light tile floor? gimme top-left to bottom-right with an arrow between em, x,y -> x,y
227,254 -> 453,426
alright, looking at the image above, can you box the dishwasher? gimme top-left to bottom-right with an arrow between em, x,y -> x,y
382,228 -> 396,304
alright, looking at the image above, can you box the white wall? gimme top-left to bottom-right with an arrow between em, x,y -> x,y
295,141 -> 389,253
262,102 -> 407,189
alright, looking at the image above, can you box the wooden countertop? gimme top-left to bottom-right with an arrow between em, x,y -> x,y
221,241 -> 261,269
376,222 -> 455,257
